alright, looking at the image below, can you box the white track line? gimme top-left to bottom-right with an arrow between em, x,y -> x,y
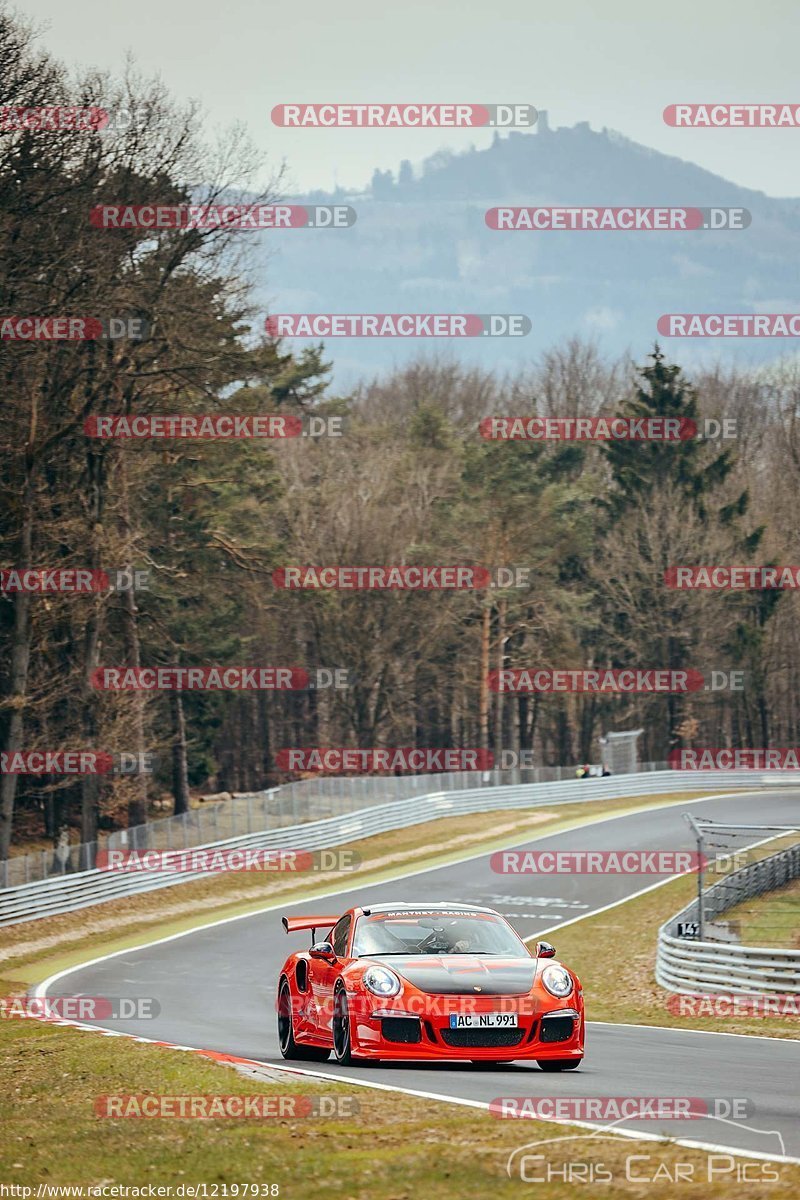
237,1058 -> 799,1165
28,788 -> 800,1163
33,788 -> 782,999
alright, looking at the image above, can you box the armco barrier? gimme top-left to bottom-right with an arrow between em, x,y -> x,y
1,769 -> 797,928
3,762 -> 625,888
656,842 -> 800,995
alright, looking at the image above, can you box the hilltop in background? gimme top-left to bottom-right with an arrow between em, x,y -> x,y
255,112 -> 800,383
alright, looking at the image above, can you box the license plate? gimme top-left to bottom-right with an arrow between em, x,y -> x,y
449,1012 -> 518,1029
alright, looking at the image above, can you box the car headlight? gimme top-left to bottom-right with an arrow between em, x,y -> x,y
541,964 -> 574,998
363,965 -> 402,997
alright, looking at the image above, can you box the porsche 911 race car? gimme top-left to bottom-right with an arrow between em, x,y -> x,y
276,902 -> 584,1068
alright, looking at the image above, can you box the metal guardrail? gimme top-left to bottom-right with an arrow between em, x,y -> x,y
1,763 -> 608,889
656,843 -> 800,995
1,767 -> 795,928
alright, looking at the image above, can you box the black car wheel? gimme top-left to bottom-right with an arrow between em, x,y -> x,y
333,984 -> 370,1065
537,1058 -> 582,1071
277,979 -> 330,1062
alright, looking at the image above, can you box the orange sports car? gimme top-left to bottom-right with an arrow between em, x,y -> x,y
276,902 -> 584,1068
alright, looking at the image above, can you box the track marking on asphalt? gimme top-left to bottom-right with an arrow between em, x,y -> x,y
14,1013 -> 797,1166
28,788 -> 800,1162
590,1020 -> 799,1043
32,787 -> 796,1032
31,792 -> 777,988
523,824 -> 796,942
522,874 -> 689,939
522,825 -> 800,1045
238,1058 -> 800,1165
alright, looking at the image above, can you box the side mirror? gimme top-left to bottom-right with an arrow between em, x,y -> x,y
310,940 -> 337,961
536,941 -> 556,959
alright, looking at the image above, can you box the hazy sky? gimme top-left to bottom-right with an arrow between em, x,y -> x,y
21,0 -> 800,196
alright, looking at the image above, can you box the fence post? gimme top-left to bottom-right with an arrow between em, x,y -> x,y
685,814 -> 706,940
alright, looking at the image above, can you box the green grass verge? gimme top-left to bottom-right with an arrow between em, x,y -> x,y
721,875 -> 800,949
1,985 -> 797,1196
548,853 -> 800,1038
2,788 -> 797,1194
1,791 -> 713,983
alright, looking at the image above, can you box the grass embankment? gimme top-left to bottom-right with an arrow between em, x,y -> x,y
721,876 -> 800,949
1,996 -> 796,1196
549,836 -> 800,1038
2,788 -> 797,1195
1,791 -> 710,982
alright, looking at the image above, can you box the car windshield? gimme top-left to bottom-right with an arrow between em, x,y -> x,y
352,910 -> 529,957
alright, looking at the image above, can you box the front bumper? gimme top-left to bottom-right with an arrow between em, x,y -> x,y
351,1001 -> 584,1061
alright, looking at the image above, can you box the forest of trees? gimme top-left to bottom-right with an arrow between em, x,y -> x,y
1,7 -> 799,858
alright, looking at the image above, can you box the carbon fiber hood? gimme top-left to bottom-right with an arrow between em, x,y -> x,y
370,955 -> 538,995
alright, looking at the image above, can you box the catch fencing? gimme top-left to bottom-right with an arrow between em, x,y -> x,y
656,842 -> 800,995
1,762 -> 658,889
0,766 -> 795,928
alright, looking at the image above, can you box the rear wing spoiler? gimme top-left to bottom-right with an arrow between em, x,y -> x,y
282,915 -> 338,943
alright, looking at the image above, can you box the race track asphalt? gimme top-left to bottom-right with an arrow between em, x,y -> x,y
37,789 -> 800,1160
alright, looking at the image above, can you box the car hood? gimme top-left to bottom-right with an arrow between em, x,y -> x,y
365,955 -> 538,995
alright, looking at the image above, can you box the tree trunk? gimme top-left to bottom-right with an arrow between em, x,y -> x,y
117,454 -> 149,828
0,469 -> 33,860
170,692 -> 191,814
80,591 -> 102,851
258,689 -> 272,779
479,605 -> 491,753
494,599 -> 507,755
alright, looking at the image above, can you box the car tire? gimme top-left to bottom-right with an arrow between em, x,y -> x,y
537,1058 -> 582,1071
332,984 -> 369,1065
277,979 -> 330,1062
